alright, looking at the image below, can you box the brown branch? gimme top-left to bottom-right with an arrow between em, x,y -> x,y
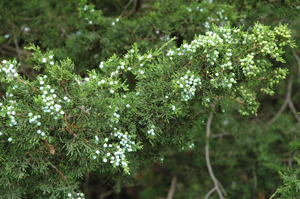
64,113 -> 78,137
45,157 -> 69,186
167,175 -> 177,199
182,61 -> 192,70
17,78 -> 42,94
77,106 -> 91,114
59,81 -> 73,98
41,139 -> 55,155
230,97 -> 244,105
16,113 -> 26,117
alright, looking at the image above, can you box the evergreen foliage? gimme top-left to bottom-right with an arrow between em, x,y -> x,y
1,0 -> 300,198
270,156 -> 300,198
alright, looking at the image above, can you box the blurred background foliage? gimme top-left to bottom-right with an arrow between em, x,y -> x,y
1,0 -> 300,198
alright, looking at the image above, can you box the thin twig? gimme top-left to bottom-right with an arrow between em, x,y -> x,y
17,78 -> 42,94
230,98 -> 244,105
45,157 -> 70,186
292,51 -> 300,77
77,106 -> 91,114
59,81 -> 73,98
167,175 -> 177,199
205,108 -> 225,199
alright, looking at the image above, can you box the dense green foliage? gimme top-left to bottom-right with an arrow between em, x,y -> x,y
1,0 -> 300,198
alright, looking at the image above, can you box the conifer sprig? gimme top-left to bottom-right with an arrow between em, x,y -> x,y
0,22 -> 295,198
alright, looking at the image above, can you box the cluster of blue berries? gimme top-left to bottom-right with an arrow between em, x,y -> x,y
175,71 -> 201,101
